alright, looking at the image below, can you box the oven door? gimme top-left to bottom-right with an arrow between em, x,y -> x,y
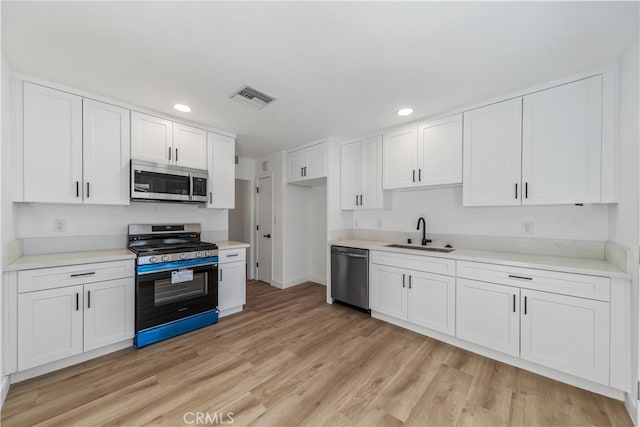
136,258 -> 218,331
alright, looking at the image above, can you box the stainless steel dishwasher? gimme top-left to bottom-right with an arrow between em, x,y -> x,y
330,246 -> 370,313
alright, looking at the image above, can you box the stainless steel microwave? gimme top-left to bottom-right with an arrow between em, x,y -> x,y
131,160 -> 208,203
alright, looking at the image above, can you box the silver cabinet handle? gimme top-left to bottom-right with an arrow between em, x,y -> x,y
226,253 -> 239,257
219,267 -> 223,282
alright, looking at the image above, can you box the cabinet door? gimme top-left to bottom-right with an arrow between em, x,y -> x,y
287,149 -> 306,182
207,133 -> 235,208
131,112 -> 173,165
218,261 -> 247,312
84,279 -> 135,352
370,264 -> 406,320
360,135 -> 386,209
417,114 -> 462,186
407,270 -> 455,335
23,82 -> 83,203
383,124 -> 418,189
522,76 -> 602,205
462,99 -> 523,206
82,99 -> 131,205
456,278 -> 520,357
520,289 -> 609,385
18,286 -> 84,370
173,123 -> 208,170
305,143 -> 327,179
340,140 -> 361,210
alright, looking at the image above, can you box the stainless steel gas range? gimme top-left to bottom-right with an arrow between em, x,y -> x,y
128,224 -> 219,348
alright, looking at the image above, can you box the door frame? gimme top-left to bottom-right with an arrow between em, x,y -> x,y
255,174 -> 274,285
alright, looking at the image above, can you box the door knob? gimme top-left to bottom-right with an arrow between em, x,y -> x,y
263,234 -> 271,238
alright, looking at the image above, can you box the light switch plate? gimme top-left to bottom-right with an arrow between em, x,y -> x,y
521,221 -> 534,235
54,219 -> 67,233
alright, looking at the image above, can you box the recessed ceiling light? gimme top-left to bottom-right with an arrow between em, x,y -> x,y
174,104 -> 191,113
397,108 -> 413,117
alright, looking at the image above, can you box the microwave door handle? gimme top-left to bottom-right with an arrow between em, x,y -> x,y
189,174 -> 193,200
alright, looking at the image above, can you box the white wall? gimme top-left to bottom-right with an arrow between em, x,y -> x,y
282,182 -> 310,287
308,185 -> 327,284
608,30 -> 639,415
235,156 -> 256,279
228,179 -> 250,243
16,202 -> 228,241
354,186 -> 610,241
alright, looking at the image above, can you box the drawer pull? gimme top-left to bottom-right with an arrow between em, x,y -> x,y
508,274 -> 532,281
70,271 -> 96,278
226,253 -> 239,257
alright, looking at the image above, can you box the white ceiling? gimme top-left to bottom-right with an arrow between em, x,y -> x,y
2,1 -> 638,158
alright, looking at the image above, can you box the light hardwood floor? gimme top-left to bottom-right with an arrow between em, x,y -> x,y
2,280 -> 632,426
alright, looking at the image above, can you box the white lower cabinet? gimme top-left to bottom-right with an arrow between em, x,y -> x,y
16,261 -> 135,371
218,248 -> 247,316
520,289 -> 610,384
370,261 -> 455,336
18,285 -> 84,370
456,278 -> 520,357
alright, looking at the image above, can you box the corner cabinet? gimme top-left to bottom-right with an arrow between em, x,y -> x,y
463,73 -> 616,206
287,142 -> 327,185
341,135 -> 389,210
218,248 -> 247,317
382,114 -> 462,190
16,260 -> 135,371
206,133 -> 235,209
131,112 -> 208,170
19,82 -> 130,205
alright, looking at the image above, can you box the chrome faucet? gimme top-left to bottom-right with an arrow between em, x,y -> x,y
416,217 -> 431,246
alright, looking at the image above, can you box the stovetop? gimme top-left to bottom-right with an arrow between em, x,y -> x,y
128,242 -> 218,256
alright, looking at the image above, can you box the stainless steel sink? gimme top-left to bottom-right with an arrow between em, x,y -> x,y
385,244 -> 456,253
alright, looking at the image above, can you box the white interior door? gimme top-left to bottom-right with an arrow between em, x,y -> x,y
256,176 -> 273,284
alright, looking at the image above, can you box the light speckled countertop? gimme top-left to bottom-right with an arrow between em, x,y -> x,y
5,249 -> 136,272
216,241 -> 250,249
330,239 -> 630,279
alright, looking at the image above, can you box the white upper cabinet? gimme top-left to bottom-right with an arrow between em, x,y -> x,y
287,142 -> 327,185
417,114 -> 463,186
383,115 -> 462,190
341,135 -> 388,210
130,112 -> 173,165
207,133 -> 235,209
463,74 -> 614,206
82,99 -> 131,205
383,124 -> 418,189
23,82 -> 83,204
521,76 -> 603,205
463,98 -> 523,207
172,123 -> 208,170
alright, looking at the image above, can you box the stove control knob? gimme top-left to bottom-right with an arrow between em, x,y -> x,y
179,253 -> 186,260
204,251 -> 211,257
196,251 -> 203,258
161,255 -> 170,262
149,256 -> 157,263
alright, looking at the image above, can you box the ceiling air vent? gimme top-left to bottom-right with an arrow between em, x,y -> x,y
230,85 -> 275,110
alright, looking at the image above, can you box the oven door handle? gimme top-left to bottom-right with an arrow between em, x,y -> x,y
137,260 -> 218,275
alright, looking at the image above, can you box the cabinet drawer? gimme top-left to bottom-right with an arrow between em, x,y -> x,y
457,261 -> 610,301
371,251 -> 455,276
218,248 -> 246,264
18,260 -> 135,293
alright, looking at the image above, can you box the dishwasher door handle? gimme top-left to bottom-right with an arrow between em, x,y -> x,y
337,253 -> 368,258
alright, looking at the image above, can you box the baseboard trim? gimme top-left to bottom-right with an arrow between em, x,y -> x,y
282,277 -> 309,289
625,392 -> 637,426
1,375 -> 10,408
372,311 -> 626,401
219,305 -> 243,318
10,340 -> 133,383
309,276 -> 327,286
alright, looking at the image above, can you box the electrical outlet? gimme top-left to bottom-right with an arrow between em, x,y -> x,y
54,219 -> 67,233
521,221 -> 534,235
